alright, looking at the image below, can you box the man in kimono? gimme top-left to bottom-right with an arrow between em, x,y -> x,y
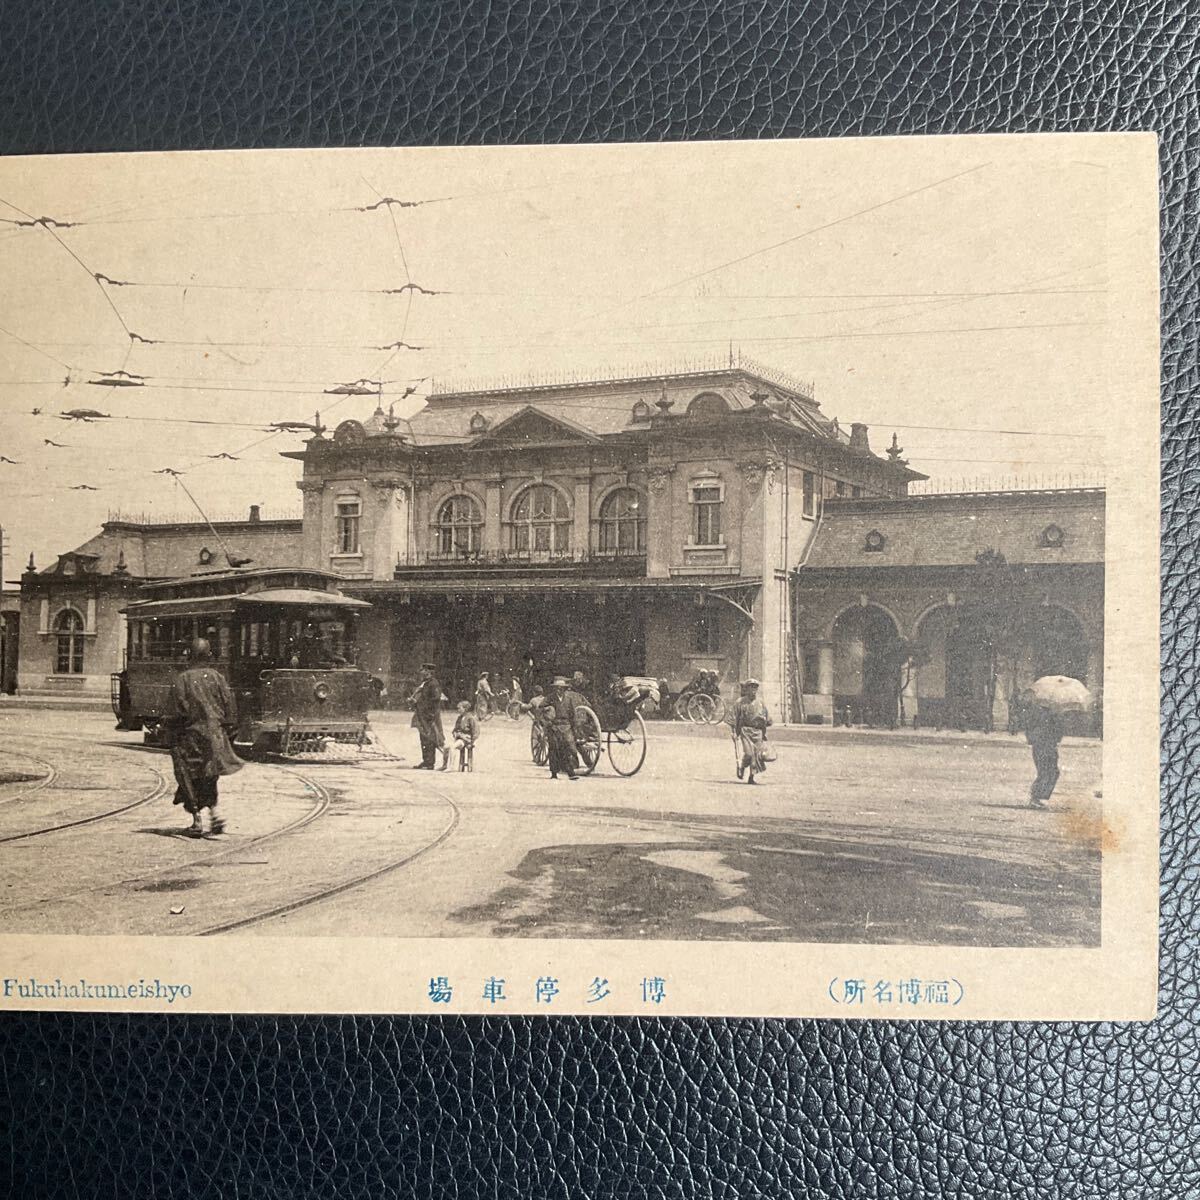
731,678 -> 772,785
164,638 -> 243,836
410,662 -> 448,770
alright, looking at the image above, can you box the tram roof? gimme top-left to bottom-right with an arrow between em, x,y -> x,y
136,566 -> 349,595
123,588 -> 372,618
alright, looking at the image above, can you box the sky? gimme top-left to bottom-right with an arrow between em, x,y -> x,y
0,135 -> 1119,577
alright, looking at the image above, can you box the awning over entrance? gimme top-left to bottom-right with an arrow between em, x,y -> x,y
346,576 -> 762,598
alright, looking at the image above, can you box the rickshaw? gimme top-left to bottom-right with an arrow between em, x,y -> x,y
527,677 -> 652,777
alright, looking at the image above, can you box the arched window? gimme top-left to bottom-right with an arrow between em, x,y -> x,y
510,484 -> 571,554
435,494 -> 483,557
54,608 -> 84,674
598,488 -> 645,555
687,392 -> 730,418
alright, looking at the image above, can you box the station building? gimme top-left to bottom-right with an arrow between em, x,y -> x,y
14,360 -> 1105,732
287,359 -> 924,708
16,509 -> 300,697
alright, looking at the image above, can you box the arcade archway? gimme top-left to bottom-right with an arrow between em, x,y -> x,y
831,604 -> 903,727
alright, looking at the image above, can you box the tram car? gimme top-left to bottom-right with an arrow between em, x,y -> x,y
111,567 -> 378,757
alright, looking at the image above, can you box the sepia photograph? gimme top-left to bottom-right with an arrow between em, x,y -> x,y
0,134 -> 1158,1016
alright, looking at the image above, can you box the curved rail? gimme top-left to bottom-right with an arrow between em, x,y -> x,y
196,773 -> 461,936
0,768 -> 333,917
0,764 -> 171,845
0,752 -> 59,807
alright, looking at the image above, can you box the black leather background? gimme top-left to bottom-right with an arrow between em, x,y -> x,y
1,3 -> 1195,1196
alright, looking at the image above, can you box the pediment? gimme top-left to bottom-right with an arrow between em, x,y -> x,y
468,405 -> 600,448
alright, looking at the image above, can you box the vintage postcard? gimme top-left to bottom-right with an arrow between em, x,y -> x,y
0,133 -> 1158,1017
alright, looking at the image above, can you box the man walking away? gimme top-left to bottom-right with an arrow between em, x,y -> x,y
410,662 -> 448,770
1024,693 -> 1064,809
164,638 -> 242,836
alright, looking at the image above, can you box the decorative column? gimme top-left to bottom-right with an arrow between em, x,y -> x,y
645,466 -> 674,578
371,479 -> 408,579
572,474 -> 591,557
484,476 -> 502,553
297,479 -> 325,570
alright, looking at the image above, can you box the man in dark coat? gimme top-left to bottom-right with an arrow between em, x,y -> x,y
1024,696 -> 1065,809
539,676 -> 582,780
410,662 -> 447,770
164,638 -> 242,836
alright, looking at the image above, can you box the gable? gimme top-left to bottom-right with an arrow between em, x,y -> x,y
468,405 -> 601,449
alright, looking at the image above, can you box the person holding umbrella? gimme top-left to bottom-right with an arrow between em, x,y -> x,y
1022,674 -> 1092,809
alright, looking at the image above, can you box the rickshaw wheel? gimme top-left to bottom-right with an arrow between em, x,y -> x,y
709,695 -> 727,723
574,705 -> 603,775
688,693 -> 716,723
607,710 -> 647,776
672,694 -> 693,721
530,721 -> 549,766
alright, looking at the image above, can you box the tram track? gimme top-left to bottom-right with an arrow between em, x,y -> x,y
0,767 -> 334,917
195,768 -> 461,936
0,752 -> 59,807
0,763 -> 172,845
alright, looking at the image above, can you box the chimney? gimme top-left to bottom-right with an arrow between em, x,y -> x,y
849,422 -> 871,454
248,505 -> 261,523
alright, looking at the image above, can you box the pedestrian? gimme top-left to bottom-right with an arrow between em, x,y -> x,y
541,675 -> 581,780
450,699 -> 480,770
731,678 -> 772,784
1023,692 -> 1064,809
474,670 -> 494,719
520,651 -> 536,699
409,662 -> 448,770
163,638 -> 243,836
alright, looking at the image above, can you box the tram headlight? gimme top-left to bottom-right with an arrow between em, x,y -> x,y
313,681 -> 331,702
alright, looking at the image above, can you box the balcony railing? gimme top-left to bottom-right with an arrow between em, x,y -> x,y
395,548 -> 647,576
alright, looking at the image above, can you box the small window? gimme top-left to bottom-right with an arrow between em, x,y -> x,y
691,484 -> 723,546
435,494 -> 484,557
693,607 -> 721,654
198,546 -> 213,565
54,608 -> 84,674
469,412 -> 490,434
631,400 -> 651,422
336,497 -> 361,554
851,486 -> 863,499
802,471 -> 817,519
835,480 -> 846,497
864,529 -> 887,553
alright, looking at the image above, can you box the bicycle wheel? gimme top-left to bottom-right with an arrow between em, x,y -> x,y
607,710 -> 647,776
530,721 -> 548,766
478,703 -> 495,723
688,693 -> 716,723
574,705 -> 602,775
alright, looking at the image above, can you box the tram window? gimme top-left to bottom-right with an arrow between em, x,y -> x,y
249,622 -> 260,657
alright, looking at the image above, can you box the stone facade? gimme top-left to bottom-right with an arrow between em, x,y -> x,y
286,364 -> 919,710
16,512 -> 302,696
792,489 -> 1105,732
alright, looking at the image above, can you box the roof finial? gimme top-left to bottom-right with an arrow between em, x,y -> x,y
26,552 -> 35,573
654,383 -> 674,415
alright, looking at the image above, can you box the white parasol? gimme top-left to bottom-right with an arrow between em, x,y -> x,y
1028,675 -> 1093,715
